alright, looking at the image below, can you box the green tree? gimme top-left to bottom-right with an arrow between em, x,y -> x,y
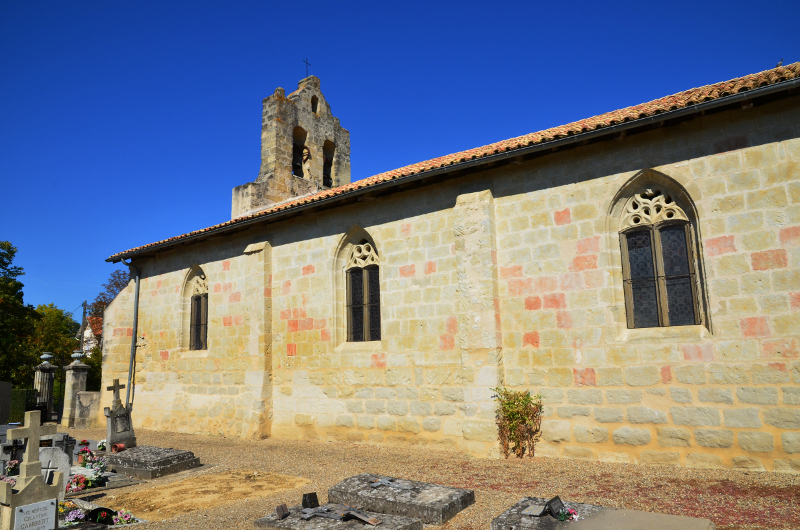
29,304 -> 80,372
0,242 -> 39,385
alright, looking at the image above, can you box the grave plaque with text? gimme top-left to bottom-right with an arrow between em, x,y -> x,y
12,499 -> 56,530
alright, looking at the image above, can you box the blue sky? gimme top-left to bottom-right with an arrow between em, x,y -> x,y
1,0 -> 797,316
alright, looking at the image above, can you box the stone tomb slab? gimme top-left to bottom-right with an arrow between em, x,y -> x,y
105,445 -> 200,479
254,503 -> 421,530
491,497 -> 716,530
327,474 -> 474,525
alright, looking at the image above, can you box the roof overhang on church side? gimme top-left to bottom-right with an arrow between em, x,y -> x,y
108,62 -> 800,263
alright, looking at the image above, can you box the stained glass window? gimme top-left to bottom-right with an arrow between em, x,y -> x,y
347,262 -> 381,341
190,293 -> 208,350
622,224 -> 699,328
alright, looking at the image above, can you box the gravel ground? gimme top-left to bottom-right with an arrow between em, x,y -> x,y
63,427 -> 800,530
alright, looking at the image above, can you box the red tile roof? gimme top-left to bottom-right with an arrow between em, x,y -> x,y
87,316 -> 103,338
109,62 -> 800,261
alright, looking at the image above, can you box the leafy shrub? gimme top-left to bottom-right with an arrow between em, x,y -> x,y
491,387 -> 543,458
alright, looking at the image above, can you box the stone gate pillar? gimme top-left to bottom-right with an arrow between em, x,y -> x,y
33,355 -> 57,421
61,358 -> 90,427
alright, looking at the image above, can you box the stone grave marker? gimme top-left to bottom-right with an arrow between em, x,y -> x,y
491,497 -> 717,530
103,379 -> 136,449
327,474 -> 474,525
38,448 -> 70,501
254,503 -> 422,530
41,433 -> 75,465
105,445 -> 200,479
0,410 -> 64,530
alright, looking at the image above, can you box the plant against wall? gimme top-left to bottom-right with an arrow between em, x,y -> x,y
491,387 -> 543,458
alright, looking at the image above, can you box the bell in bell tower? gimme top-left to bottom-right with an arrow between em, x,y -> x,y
231,75 -> 351,219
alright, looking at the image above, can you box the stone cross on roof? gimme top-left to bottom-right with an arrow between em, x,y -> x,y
6,410 -> 56,489
107,379 -> 125,408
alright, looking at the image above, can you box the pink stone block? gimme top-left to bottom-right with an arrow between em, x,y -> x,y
705,236 -> 736,257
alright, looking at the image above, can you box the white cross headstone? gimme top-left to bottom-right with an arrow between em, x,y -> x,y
0,411 -> 63,530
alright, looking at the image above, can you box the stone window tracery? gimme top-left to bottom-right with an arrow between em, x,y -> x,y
618,186 -> 701,328
346,242 -> 381,342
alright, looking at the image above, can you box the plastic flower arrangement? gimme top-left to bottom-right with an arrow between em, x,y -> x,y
556,508 -> 580,522
58,501 -> 79,516
79,439 -> 89,445
0,475 -> 16,487
112,509 -> 135,525
97,439 -> 107,451
64,509 -> 86,525
5,460 -> 19,475
66,474 -> 88,493
78,446 -> 92,456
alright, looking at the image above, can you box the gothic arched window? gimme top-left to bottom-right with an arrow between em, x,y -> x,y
346,241 -> 381,341
619,186 -> 701,328
189,274 -> 208,350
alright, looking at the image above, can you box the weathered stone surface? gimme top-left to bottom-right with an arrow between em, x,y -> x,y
698,388 -> 733,404
732,456 -> 765,470
327,474 -> 474,525
686,453 -> 724,469
254,504 -> 421,530
557,406 -> 590,419
670,388 -> 692,403
567,389 -> 603,405
627,407 -> 667,424
490,497 -> 715,530
612,427 -> 651,446
625,366 -> 659,386
784,387 -> 800,405
781,432 -> 800,454
694,429 -> 733,449
670,407 -> 721,426
737,387 -> 778,405
676,365 -> 706,385
564,447 -> 595,460
773,459 -> 800,473
573,426 -> 609,443
106,445 -> 201,479
738,432 -> 774,453
658,428 -> 691,448
639,450 -> 680,465
724,409 -> 762,428
764,408 -> 800,429
541,420 -> 571,443
606,390 -> 643,404
594,408 -> 624,423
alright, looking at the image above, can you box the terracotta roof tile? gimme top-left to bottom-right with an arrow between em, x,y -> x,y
109,62 -> 800,260
87,316 -> 103,337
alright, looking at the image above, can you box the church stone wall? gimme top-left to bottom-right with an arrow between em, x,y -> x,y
103,95 -> 800,472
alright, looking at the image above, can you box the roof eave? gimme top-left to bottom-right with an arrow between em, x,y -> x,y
108,75 -> 800,263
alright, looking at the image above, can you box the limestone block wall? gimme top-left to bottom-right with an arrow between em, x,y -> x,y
104,94 -> 800,471
101,241 -> 273,439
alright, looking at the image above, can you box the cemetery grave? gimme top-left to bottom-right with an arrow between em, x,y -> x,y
101,470 -> 310,522
254,503 -> 422,530
491,497 -> 716,530
327,473 -> 475,525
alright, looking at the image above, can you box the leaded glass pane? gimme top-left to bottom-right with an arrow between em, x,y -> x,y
631,280 -> 660,328
348,268 -> 364,342
351,305 -> 364,342
367,267 -> 380,304
349,268 -> 363,307
666,276 -> 696,326
368,304 -> 381,341
660,225 -> 691,276
626,231 -> 655,280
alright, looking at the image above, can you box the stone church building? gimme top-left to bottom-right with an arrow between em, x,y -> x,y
104,64 -> 800,472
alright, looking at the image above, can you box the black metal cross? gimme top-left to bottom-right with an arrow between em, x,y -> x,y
303,58 -> 311,77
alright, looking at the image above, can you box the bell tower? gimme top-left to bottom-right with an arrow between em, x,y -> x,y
231,76 -> 351,219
